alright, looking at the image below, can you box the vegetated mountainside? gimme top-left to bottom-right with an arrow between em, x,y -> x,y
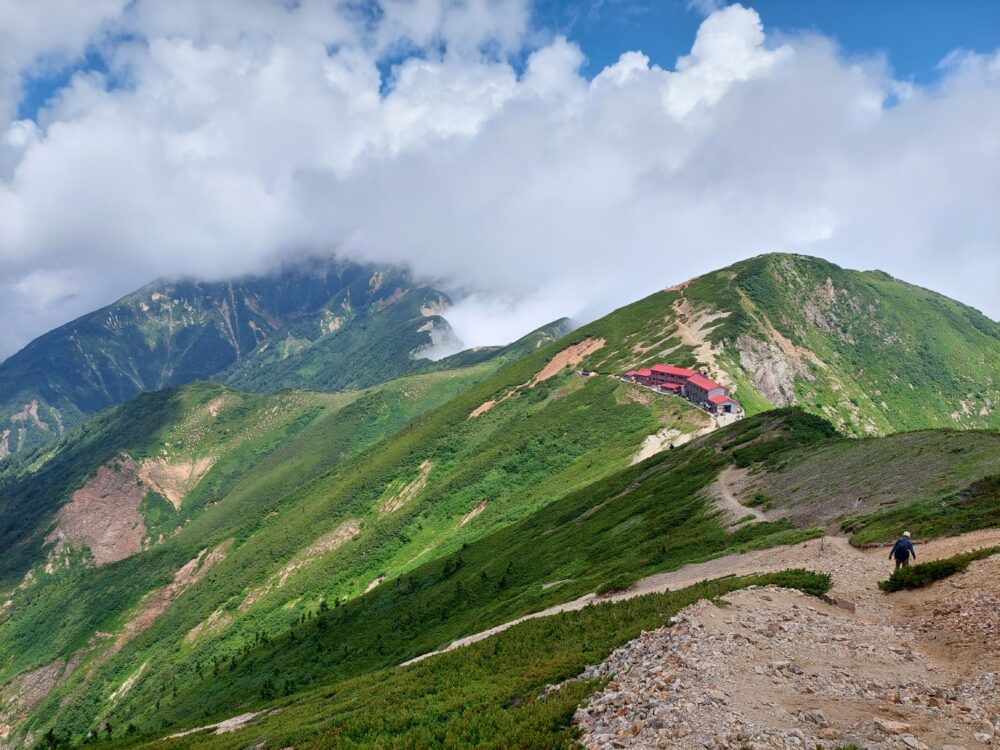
5,253 -> 1000,746
0,330 -> 715,747
4,385 -> 998,750
0,257 -> 500,461
40,408 -> 1000,749
0,383 -> 349,586
570,253 -> 1000,436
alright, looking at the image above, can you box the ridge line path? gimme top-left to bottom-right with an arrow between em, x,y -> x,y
400,528 -> 1000,667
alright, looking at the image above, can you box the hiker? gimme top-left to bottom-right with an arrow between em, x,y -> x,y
889,531 -> 916,570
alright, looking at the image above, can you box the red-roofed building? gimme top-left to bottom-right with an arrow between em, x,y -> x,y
634,367 -> 653,385
708,393 -> 740,414
649,364 -> 697,387
623,362 -> 741,417
684,373 -> 728,403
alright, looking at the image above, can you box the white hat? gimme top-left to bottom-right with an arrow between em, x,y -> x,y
903,531 -> 911,538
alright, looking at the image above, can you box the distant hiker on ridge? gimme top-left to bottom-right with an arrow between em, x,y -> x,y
889,531 -> 916,570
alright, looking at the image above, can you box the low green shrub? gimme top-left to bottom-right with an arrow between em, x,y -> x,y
879,546 -> 1000,592
596,574 -> 638,595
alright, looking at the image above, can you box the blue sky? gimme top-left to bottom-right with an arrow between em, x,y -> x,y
2,0 -> 998,358
534,0 -> 1000,81
18,1 -> 1000,122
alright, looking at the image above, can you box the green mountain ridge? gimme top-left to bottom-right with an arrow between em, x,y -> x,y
2,252 -> 1000,748
568,253 -> 1000,436
0,257 -> 509,461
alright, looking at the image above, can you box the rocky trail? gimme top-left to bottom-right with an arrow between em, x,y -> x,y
169,527 -> 1000,747
399,528 -> 1000,750
569,528 -> 1000,749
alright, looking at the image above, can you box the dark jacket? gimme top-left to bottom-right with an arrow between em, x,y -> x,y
889,538 -> 915,561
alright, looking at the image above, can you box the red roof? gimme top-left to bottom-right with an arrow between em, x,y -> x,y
636,368 -> 652,377
708,393 -> 738,404
658,382 -> 683,391
686,373 -> 724,391
651,364 -> 696,377
626,370 -> 637,376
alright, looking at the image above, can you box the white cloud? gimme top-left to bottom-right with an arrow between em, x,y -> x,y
0,2 -> 998,359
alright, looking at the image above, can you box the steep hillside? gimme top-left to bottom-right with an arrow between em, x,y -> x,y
0,333 -> 713,746
20,407 -> 997,749
7,391 -> 1000,747
0,258 -> 467,460
571,253 -> 1000,436
0,358 -> 505,591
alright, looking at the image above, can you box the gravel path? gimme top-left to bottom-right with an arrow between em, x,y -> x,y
569,530 -> 1000,749
401,530 -> 1000,667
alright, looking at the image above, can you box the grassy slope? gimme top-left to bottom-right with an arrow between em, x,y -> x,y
4,333 -> 709,743
846,473 -> 1000,544
123,571 -> 830,750
741,428 -> 1000,538
133,416 -> 1000,750
0,383 -> 355,586
88,410 -> 824,739
570,253 -> 1000,437
0,365 -> 497,732
9,336 -> 703,748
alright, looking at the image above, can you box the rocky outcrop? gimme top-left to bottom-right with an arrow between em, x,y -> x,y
735,331 -> 818,407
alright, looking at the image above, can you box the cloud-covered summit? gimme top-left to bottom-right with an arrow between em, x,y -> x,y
1,1 -> 998,359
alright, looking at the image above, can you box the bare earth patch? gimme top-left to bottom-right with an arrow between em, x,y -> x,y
529,338 -> 606,385
0,659 -> 68,742
138,456 -> 216,509
167,711 -> 274,739
469,338 -> 605,418
97,542 -> 230,668
630,429 -> 682,465
46,456 -> 148,566
184,607 -> 234,644
241,519 -> 361,611
459,499 -> 488,527
379,461 -> 433,517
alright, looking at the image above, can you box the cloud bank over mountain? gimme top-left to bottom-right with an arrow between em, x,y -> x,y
1,1 -> 998,358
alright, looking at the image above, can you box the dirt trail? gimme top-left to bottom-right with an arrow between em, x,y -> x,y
574,531 -> 1000,749
710,465 -> 767,525
400,529 -> 1000,667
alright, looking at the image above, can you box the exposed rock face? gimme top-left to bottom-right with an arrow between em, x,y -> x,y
46,456 -> 148,566
736,335 -> 802,406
